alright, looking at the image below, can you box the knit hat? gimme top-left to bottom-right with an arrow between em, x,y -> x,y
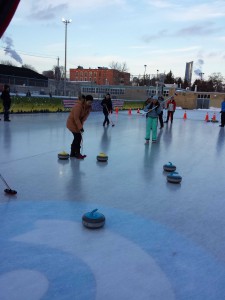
86,95 -> 93,101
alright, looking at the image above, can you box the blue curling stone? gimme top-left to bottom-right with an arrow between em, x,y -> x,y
163,162 -> 176,172
167,172 -> 182,184
82,209 -> 105,229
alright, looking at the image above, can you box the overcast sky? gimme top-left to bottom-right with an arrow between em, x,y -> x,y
0,0 -> 225,81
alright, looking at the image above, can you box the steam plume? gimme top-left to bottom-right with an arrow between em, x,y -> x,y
3,36 -> 23,64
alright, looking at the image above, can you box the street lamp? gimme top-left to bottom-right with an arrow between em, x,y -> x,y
144,65 -> 147,85
156,70 -> 159,95
62,18 -> 72,96
199,72 -> 204,81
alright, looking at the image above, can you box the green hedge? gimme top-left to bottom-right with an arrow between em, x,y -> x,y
0,96 -> 64,113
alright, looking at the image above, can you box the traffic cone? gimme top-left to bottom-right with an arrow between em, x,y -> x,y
137,108 -> 140,114
128,108 -> 132,115
115,107 -> 119,114
212,113 -> 216,122
183,111 -> 187,120
205,112 -> 209,122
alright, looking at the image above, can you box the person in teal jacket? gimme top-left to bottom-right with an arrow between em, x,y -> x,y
144,95 -> 161,144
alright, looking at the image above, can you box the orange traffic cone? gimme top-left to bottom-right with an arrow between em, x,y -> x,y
211,113 -> 216,122
205,112 -> 209,122
128,108 -> 132,115
137,108 -> 140,114
183,111 -> 187,120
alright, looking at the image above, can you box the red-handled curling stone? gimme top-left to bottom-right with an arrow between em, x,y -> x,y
163,162 -> 176,172
167,172 -> 182,184
82,209 -> 105,229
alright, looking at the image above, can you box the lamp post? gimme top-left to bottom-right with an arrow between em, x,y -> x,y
199,72 -> 204,81
144,65 -> 147,86
156,70 -> 159,95
62,18 -> 72,96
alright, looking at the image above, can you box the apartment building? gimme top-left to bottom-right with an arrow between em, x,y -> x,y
70,67 -> 130,86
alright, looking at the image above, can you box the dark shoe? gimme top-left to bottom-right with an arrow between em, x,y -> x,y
159,126 -> 163,129
75,154 -> 86,159
219,125 -> 224,127
164,121 -> 168,123
4,119 -> 11,122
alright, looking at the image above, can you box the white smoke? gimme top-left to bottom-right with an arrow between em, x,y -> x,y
3,36 -> 23,64
194,59 -> 204,76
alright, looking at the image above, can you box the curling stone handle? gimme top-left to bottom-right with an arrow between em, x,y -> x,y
90,209 -> 98,215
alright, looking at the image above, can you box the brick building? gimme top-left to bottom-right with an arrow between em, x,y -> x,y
70,67 -> 130,86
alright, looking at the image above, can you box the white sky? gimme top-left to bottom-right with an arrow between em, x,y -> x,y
0,0 -> 225,81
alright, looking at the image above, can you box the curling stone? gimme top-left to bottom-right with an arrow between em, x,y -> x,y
58,151 -> 70,160
82,209 -> 105,229
167,172 -> 182,184
97,152 -> 108,162
163,162 -> 176,172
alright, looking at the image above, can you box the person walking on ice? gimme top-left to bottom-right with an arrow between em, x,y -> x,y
144,95 -> 161,144
101,93 -> 113,126
66,94 -> 93,159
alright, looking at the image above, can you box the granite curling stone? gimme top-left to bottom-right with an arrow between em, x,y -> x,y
58,151 -> 70,160
82,209 -> 105,229
167,172 -> 182,184
97,152 -> 108,162
163,162 -> 176,172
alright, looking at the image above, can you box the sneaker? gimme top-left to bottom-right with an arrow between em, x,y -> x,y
4,119 -> 11,122
219,125 -> 224,127
145,140 -> 149,145
164,121 -> 168,123
152,140 -> 157,143
75,154 -> 86,159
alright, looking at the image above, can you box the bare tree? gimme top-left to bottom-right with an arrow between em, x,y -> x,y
22,64 -> 37,72
208,72 -> 224,92
0,60 -> 16,66
109,61 -> 129,72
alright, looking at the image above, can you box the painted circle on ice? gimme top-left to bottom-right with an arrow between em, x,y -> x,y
0,202 -> 225,300
0,270 -> 48,300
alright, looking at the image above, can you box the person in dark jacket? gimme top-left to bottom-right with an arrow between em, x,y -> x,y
101,93 -> 113,126
158,96 -> 165,129
1,84 -> 11,121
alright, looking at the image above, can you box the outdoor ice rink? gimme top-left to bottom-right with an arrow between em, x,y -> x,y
0,109 -> 225,300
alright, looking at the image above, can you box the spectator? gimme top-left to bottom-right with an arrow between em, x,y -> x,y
219,97 -> 225,127
1,84 -> 11,122
164,96 -> 176,124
